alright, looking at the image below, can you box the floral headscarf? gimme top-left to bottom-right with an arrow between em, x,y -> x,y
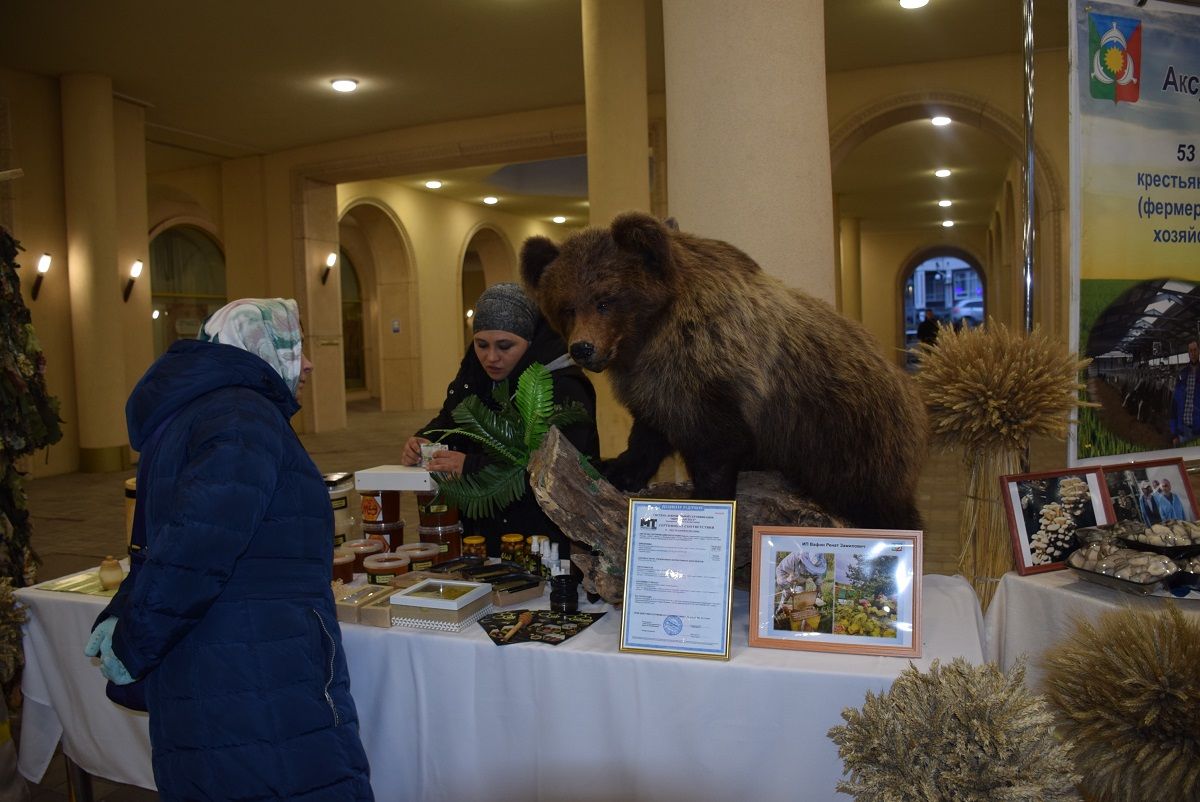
198,298 -> 303,395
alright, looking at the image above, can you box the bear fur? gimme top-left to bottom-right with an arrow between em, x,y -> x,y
520,212 -> 929,530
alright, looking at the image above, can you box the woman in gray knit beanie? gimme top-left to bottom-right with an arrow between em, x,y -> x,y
399,281 -> 600,557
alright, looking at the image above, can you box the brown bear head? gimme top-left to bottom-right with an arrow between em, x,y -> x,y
520,212 -> 677,372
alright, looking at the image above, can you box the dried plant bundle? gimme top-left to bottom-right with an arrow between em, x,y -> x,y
829,657 -> 1078,801
1043,605 -> 1200,802
916,321 -> 1091,454
915,322 -> 1092,608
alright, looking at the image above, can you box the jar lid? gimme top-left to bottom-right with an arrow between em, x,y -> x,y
332,549 -> 355,565
363,520 -> 406,532
342,538 -> 385,554
463,535 -> 485,544
364,553 -> 410,570
396,543 -> 440,558
323,472 -> 353,489
418,523 -> 464,535
500,533 -> 525,544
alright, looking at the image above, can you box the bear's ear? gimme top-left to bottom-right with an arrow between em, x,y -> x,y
611,212 -> 673,278
520,236 -> 559,290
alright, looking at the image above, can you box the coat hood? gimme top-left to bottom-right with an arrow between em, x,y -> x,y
126,339 -> 300,450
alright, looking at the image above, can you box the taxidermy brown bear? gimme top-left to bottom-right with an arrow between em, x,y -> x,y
520,212 -> 928,530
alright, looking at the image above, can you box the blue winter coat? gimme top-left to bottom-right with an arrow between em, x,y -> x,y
108,339 -> 373,801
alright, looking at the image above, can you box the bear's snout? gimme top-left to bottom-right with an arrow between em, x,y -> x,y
570,341 -> 596,363
569,341 -> 611,371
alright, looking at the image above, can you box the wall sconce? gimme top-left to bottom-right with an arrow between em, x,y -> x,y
122,259 -> 143,302
31,253 -> 51,300
321,252 -> 337,285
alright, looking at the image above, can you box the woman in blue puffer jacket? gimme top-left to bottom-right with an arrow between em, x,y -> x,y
85,298 -> 373,801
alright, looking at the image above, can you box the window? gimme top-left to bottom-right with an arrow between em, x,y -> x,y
149,226 -> 227,357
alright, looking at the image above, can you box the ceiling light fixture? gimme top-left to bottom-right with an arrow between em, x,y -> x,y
330,79 -> 359,93
938,199 -> 952,207
425,180 -> 443,189
552,216 -> 566,224
931,115 -> 952,126
934,168 -> 952,178
483,196 -> 498,205
942,220 -> 955,228
900,0 -> 929,8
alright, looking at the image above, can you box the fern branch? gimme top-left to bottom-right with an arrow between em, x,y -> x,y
516,363 -> 555,452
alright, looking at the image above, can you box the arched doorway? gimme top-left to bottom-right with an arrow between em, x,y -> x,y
460,226 -> 516,350
337,201 -> 419,412
148,225 -> 227,357
901,247 -> 986,367
340,248 -> 366,392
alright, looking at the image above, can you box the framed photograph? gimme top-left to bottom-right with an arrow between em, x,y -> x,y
748,527 -> 921,658
619,499 -> 736,660
1000,468 -> 1110,575
1099,457 -> 1197,525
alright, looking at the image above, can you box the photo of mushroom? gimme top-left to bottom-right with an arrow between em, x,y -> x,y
1002,468 -> 1111,574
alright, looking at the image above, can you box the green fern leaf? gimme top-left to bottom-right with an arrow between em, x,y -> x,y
434,463 -> 528,519
515,363 -> 555,452
548,400 -> 592,428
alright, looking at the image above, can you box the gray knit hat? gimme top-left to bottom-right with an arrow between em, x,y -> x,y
472,282 -> 538,341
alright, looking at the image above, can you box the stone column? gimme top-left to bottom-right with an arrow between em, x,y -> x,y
60,74 -> 127,471
581,0 -> 651,459
663,0 -> 836,301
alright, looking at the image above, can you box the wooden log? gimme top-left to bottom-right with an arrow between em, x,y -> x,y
528,427 -> 848,604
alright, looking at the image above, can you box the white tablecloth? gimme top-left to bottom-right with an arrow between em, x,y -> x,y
985,570 -> 1200,690
17,574 -> 985,802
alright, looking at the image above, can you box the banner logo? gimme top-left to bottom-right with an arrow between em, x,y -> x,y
1090,14 -> 1141,103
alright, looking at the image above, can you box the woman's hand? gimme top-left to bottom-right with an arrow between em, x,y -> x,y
402,436 -> 430,466
426,448 -> 466,476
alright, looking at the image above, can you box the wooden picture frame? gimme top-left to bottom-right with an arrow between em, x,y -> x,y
1099,457 -> 1197,525
748,527 -> 921,658
1000,467 -> 1110,575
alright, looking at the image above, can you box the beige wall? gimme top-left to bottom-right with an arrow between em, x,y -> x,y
337,179 -> 563,410
3,43 -> 1075,475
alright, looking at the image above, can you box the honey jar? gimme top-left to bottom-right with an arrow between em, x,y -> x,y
396,542 -> 440,572
363,553 -> 410,585
418,523 -> 463,563
462,535 -> 487,559
363,520 -> 405,550
500,533 -> 526,564
416,490 -> 460,527
360,490 -> 401,524
332,549 -> 355,583
341,538 -> 385,573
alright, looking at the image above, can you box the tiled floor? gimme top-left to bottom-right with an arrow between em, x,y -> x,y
15,399 -> 1072,798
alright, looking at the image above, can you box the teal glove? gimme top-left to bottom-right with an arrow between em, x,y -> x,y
85,616 -> 136,685
84,616 -> 116,658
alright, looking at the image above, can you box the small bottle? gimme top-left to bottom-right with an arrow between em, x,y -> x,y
98,556 -> 124,590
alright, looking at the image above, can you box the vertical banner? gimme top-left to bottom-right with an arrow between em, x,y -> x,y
1070,0 -> 1200,466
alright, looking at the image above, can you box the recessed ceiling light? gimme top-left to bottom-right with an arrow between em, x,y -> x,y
938,199 -> 952,207
483,196 -> 499,205
900,0 -> 929,8
935,168 -> 952,178
330,79 -> 359,93
552,216 -> 567,224
931,115 -> 952,126
942,220 -> 955,228
425,180 -> 443,189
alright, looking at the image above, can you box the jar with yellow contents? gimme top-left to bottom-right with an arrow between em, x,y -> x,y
499,533 -> 526,564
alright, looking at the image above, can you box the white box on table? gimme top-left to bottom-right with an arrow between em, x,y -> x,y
354,465 -> 435,493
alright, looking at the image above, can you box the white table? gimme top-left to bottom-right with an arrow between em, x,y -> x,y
985,570 -> 1200,690
18,574 -> 985,802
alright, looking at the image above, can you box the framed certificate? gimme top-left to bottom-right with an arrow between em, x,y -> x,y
619,499 -> 736,660
748,527 -> 921,658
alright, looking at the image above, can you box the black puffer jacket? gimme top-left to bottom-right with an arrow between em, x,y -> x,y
419,318 -> 600,556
